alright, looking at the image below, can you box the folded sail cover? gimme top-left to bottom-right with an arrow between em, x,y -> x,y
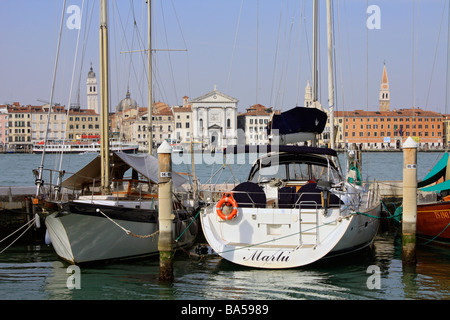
61,152 -> 186,189
270,107 -> 327,136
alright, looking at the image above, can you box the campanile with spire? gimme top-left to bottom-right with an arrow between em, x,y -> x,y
379,63 -> 390,112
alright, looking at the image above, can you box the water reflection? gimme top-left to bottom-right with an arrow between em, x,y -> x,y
1,233 -> 450,300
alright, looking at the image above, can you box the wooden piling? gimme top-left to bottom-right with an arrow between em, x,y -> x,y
402,137 -> 418,265
157,141 -> 174,282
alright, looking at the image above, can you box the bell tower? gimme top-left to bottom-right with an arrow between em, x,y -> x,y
86,63 -> 99,114
379,62 -> 390,112
304,80 -> 313,107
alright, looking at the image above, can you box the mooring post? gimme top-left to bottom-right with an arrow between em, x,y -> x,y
402,137 -> 418,265
157,140 -> 174,282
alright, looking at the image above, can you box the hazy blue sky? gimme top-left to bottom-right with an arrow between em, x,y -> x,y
1,0 -> 449,114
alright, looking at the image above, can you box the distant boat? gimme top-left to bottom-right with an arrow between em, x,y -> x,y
167,139 -> 184,153
32,138 -> 139,154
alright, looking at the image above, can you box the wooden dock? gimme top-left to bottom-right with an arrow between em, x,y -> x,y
0,186 -> 40,241
375,180 -> 403,200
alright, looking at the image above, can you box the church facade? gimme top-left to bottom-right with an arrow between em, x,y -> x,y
191,86 -> 238,150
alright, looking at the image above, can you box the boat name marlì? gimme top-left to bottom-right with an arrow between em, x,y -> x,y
242,250 -> 291,263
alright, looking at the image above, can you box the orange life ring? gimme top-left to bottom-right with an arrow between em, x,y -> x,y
216,193 -> 238,220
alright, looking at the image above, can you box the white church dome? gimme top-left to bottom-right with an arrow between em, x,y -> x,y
117,89 -> 138,112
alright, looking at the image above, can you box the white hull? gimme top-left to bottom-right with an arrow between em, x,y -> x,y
200,194 -> 380,269
45,207 -> 197,264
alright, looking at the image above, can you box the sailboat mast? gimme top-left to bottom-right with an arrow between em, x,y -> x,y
446,0 -> 450,117
99,0 -> 111,193
326,0 -> 335,149
312,0 -> 318,103
147,0 -> 153,155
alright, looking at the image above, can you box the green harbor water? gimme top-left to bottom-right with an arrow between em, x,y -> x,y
0,152 -> 449,301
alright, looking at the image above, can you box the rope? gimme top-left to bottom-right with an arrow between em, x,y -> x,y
0,216 -> 37,255
96,209 -> 159,239
354,201 -> 402,222
365,201 -> 450,245
175,209 -> 201,243
424,221 -> 450,245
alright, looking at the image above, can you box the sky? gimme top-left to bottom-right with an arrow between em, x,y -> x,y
1,0 -> 449,115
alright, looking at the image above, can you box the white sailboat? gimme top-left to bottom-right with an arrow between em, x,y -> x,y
199,0 -> 381,269
42,0 -> 198,264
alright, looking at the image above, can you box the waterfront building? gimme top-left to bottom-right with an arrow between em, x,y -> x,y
129,109 -> 149,152
443,115 -> 450,148
110,91 -> 141,141
66,109 -> 99,140
116,88 -> 138,113
191,86 -> 238,150
237,104 -> 277,145
110,89 -> 143,146
334,108 -> 444,150
0,105 -> 8,150
173,96 -> 193,149
321,63 -> 444,150
151,101 -> 173,147
30,104 -> 66,142
7,104 -> 32,151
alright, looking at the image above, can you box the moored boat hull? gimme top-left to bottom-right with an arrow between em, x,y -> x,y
417,201 -> 450,242
200,203 -> 380,269
45,206 -> 198,264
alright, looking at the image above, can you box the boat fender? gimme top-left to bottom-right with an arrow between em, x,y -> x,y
176,220 -> 187,242
45,230 -> 52,245
216,193 -> 238,220
188,217 -> 198,235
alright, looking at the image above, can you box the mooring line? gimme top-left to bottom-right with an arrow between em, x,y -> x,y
424,221 -> 450,245
175,209 -> 201,243
0,216 -> 37,255
96,209 -> 159,239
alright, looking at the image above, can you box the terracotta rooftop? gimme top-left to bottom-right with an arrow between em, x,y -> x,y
335,108 -> 442,118
239,104 -> 278,116
173,105 -> 192,112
